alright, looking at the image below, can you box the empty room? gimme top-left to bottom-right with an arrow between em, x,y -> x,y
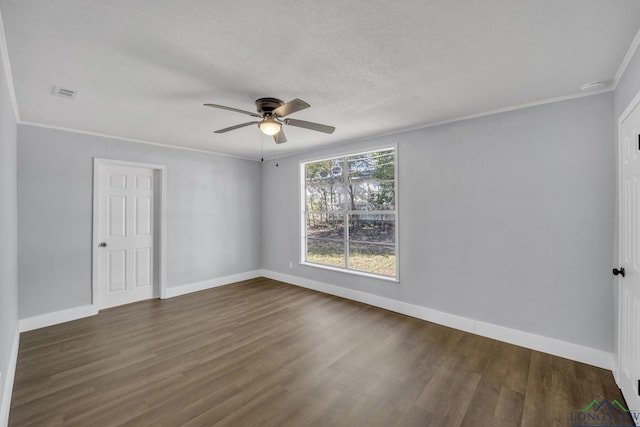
2,1 -> 640,426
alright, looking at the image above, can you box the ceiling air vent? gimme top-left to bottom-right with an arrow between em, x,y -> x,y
51,85 -> 77,99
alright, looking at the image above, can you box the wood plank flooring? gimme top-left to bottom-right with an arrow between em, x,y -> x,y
9,278 -> 631,426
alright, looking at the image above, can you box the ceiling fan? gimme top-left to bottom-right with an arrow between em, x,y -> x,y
204,98 -> 335,144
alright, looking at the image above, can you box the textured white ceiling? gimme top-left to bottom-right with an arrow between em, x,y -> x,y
2,0 -> 640,159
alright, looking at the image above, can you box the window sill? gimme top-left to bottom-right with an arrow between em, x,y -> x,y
300,261 -> 399,283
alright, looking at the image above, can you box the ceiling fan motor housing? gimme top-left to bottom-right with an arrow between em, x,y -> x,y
255,98 -> 284,116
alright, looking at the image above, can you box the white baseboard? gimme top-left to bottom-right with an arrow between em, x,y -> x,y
0,328 -> 19,427
17,270 -> 261,332
473,319 -> 613,370
612,352 -> 621,387
164,270 -> 261,299
19,305 -> 98,333
260,269 -> 613,370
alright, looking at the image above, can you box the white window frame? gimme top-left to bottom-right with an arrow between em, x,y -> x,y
299,144 -> 399,282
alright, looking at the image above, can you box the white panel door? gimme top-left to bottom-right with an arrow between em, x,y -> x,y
97,164 -> 154,309
619,97 -> 640,421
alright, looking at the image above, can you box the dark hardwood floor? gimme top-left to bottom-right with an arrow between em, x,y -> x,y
9,278 -> 631,426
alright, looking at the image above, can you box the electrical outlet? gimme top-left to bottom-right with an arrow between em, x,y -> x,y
289,261 -> 293,269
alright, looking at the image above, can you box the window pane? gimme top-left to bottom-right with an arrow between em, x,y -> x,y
306,213 -> 343,239
306,185 -> 345,211
348,214 -> 395,244
346,181 -> 395,211
348,242 -> 396,277
346,149 -> 395,182
307,238 -> 345,268
306,159 -> 343,185
302,147 -> 397,279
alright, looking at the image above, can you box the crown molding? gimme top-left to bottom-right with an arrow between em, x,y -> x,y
19,121 -> 258,161
613,27 -> 640,89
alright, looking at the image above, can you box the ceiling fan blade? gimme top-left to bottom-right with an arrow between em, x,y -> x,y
284,118 -> 335,134
214,121 -> 258,133
204,103 -> 261,118
274,129 -> 287,144
273,98 -> 310,117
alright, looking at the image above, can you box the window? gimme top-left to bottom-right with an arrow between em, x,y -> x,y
301,147 -> 397,279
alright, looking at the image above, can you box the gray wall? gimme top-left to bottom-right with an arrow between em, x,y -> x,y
262,93 -> 615,352
18,126 -> 262,318
0,42 -> 18,412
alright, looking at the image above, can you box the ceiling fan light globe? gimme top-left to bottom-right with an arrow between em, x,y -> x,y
259,118 -> 281,136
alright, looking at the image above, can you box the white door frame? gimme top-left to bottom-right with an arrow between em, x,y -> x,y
92,158 -> 167,307
617,88 -> 640,386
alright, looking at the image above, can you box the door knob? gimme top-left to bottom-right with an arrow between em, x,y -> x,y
613,267 -> 625,277
99,242 -> 107,248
